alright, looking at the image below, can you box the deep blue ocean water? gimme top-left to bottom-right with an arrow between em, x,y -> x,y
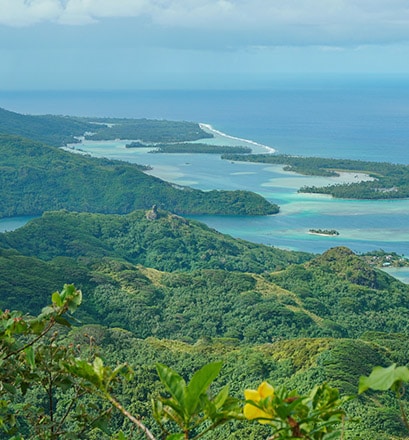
2,77 -> 409,163
1,77 -> 409,267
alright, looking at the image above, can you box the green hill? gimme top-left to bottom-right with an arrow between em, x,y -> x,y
0,107 -> 92,145
0,210 -> 308,273
0,107 -> 212,146
1,211 -> 409,438
1,211 -> 408,343
0,134 -> 278,217
1,107 -> 409,438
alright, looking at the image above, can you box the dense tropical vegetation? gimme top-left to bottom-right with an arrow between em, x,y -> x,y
126,142 -> 252,154
82,118 -> 213,143
1,280 -> 409,439
0,108 -> 212,146
0,107 -> 92,146
1,210 -> 409,438
0,134 -> 278,217
1,108 -> 409,438
222,153 -> 409,199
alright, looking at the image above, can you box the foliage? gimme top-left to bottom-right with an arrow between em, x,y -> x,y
244,381 -> 347,439
0,107 -> 92,146
0,134 -> 277,217
269,247 -> 409,338
83,119 -> 213,143
359,364 -> 409,435
2,288 -> 409,439
0,210 -> 306,272
359,364 -> 409,394
222,153 -> 409,199
152,362 -> 241,439
0,108 -> 213,146
0,284 -> 91,438
139,143 -> 252,154
2,215 -> 409,347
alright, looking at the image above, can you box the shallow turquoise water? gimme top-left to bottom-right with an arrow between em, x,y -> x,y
70,138 -> 409,257
2,82 -> 409,259
0,216 -> 37,233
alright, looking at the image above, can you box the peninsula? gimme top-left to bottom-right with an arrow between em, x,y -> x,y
222,153 -> 409,200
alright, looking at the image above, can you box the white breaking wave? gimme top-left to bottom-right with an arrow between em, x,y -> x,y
199,123 -> 275,153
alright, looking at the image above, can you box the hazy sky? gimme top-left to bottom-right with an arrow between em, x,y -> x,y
1,0 -> 409,89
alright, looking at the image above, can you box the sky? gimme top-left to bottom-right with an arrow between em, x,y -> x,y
1,0 -> 409,90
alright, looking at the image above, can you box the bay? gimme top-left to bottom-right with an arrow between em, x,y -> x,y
1,78 -> 409,259
72,137 -> 409,257
0,216 -> 37,233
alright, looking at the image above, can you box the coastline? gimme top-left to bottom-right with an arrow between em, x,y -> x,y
199,123 -> 276,154
308,231 -> 340,237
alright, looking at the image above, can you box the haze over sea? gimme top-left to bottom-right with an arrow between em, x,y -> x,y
1,76 -> 409,281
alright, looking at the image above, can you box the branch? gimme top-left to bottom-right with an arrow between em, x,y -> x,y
105,393 -> 157,440
399,400 -> 409,433
3,318 -> 56,360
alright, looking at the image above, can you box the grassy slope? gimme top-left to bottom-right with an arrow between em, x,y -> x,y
1,212 -> 409,437
1,211 -> 408,342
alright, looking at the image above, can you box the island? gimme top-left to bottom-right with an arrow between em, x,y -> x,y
126,141 -> 252,154
222,153 -> 409,200
309,229 -> 340,236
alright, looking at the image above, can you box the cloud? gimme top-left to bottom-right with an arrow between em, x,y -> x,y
1,0 -> 409,47
0,0 -> 62,26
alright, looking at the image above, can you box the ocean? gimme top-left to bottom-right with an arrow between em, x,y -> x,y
1,77 -> 409,268
2,77 -> 409,162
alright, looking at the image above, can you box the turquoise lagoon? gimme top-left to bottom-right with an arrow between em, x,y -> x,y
68,132 -> 409,257
2,82 -> 409,266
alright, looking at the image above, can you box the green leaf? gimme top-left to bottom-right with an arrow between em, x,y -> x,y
2,383 -> 17,395
110,363 -> 134,383
213,384 -> 229,410
20,381 -> 30,396
29,318 -> 46,334
25,346 -> 35,369
156,363 -> 187,409
54,316 -> 72,327
64,359 -> 103,388
185,362 -> 223,415
52,292 -> 63,307
359,364 -> 409,394
166,434 -> 184,440
67,288 -> 82,313
39,306 -> 56,319
60,284 -> 75,302
93,357 -> 105,381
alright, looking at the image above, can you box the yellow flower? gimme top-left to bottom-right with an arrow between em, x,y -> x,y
243,381 -> 275,423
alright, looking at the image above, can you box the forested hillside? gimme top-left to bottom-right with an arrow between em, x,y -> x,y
1,211 -> 409,438
0,210 -> 307,272
1,109 -> 409,439
0,135 -> 278,217
0,107 -> 212,146
0,107 -> 93,145
1,211 -> 408,342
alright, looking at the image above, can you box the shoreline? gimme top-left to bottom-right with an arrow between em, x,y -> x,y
199,123 -> 276,154
308,231 -> 340,237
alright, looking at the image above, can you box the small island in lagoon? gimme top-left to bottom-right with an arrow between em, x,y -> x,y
308,228 -> 340,236
126,141 -> 252,154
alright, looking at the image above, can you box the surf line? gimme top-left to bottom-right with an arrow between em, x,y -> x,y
199,123 -> 276,153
